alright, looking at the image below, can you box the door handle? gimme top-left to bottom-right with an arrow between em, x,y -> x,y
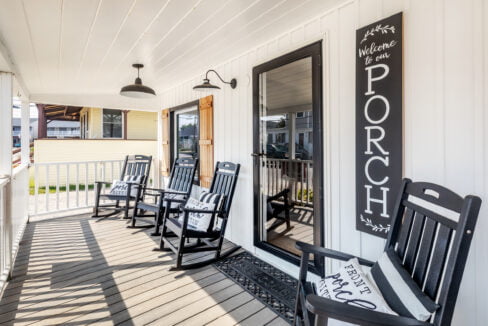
251,152 -> 265,157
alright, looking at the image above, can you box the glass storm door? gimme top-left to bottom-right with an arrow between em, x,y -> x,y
253,42 -> 324,270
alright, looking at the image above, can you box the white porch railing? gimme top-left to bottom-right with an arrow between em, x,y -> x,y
0,164 -> 30,296
31,159 -> 157,216
263,158 -> 313,206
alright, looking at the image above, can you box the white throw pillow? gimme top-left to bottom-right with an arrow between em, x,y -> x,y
180,197 -> 216,232
109,175 -> 142,197
315,258 -> 397,315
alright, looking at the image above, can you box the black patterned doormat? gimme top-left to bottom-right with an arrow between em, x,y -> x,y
213,251 -> 297,324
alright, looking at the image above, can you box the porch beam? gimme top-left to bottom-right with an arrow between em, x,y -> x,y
20,99 -> 30,165
0,72 -> 12,177
37,104 -> 47,139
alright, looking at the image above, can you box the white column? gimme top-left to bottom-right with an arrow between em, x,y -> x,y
155,110 -> 162,188
0,72 -> 12,177
20,99 -> 30,165
0,71 -> 13,278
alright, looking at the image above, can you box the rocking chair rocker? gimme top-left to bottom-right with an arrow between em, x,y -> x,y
294,178 -> 482,326
158,161 -> 241,270
92,155 -> 152,219
129,158 -> 198,236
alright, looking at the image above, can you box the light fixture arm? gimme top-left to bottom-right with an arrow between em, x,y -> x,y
205,69 -> 237,89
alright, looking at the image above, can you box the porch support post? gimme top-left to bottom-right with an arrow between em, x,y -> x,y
0,72 -> 13,177
0,71 -> 13,278
37,104 -> 47,139
155,110 -> 162,188
20,99 -> 30,165
289,112 -> 296,159
123,110 -> 128,140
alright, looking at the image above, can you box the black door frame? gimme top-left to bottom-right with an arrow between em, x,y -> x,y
252,41 -> 324,274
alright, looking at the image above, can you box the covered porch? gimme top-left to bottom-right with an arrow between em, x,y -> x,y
0,0 -> 487,325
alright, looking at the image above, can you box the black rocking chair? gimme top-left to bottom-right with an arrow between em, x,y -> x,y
294,178 -> 482,326
92,155 -> 152,219
129,158 -> 198,236
267,188 -> 293,230
159,161 -> 241,270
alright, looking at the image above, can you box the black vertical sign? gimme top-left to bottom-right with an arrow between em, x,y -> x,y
356,12 -> 403,238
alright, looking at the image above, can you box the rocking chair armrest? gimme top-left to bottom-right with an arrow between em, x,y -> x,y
295,241 -> 374,267
181,207 -> 217,214
94,181 -> 113,186
143,187 -> 164,193
305,295 -> 428,326
164,198 -> 187,204
267,188 -> 290,202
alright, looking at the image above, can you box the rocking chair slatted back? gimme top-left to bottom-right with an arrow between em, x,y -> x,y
167,158 -> 198,193
208,161 -> 241,218
120,155 -> 152,186
386,179 -> 481,325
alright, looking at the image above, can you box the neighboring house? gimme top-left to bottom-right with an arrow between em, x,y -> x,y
30,120 -> 80,139
12,118 -> 31,147
79,107 -> 157,140
34,106 -> 158,178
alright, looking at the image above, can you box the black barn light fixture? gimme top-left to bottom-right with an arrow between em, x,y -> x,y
120,64 -> 156,98
193,69 -> 237,91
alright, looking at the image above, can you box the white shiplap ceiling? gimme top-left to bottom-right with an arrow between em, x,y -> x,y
0,0 -> 343,109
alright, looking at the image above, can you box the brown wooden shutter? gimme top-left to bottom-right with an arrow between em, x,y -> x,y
199,95 -> 214,188
160,109 -> 171,176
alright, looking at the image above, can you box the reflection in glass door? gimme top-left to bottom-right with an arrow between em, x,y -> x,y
253,42 -> 323,269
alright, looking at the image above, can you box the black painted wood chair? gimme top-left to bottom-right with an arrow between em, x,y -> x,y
158,161 -> 241,270
267,188 -> 292,230
129,158 -> 198,236
92,155 -> 152,219
294,178 -> 482,326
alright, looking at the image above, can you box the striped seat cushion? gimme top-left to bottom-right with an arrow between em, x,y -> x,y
370,249 -> 439,321
199,191 -> 224,230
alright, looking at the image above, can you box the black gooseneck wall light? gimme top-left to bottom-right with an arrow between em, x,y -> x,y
193,69 -> 237,91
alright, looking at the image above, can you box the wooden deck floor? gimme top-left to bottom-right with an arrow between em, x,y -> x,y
0,213 -> 288,326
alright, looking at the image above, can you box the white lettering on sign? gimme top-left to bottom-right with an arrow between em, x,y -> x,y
363,64 -> 391,218
365,156 -> 389,185
364,126 -> 389,155
365,64 -> 389,95
364,185 -> 389,218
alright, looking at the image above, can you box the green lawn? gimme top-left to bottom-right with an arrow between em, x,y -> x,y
29,178 -> 96,195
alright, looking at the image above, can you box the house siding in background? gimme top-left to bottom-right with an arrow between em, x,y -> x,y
159,0 -> 488,325
80,107 -> 157,140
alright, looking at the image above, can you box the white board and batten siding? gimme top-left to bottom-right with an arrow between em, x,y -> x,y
160,0 -> 488,325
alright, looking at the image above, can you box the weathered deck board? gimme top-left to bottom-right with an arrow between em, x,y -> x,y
0,213 -> 287,325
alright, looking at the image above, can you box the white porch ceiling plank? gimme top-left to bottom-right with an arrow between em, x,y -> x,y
94,0 -> 164,78
154,0 -> 306,87
0,0 -> 39,93
153,0 -> 274,75
159,0 -> 336,88
22,0 -> 62,93
76,0 -> 135,90
104,0 -> 202,89
60,0 -> 111,92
